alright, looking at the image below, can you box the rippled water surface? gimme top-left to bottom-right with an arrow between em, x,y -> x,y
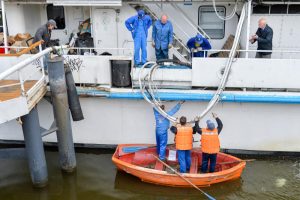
0,150 -> 300,200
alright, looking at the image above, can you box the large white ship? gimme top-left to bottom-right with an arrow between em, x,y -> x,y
1,0 -> 300,154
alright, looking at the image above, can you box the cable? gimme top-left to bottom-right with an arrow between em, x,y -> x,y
196,2 -> 247,120
139,3 -> 247,124
212,0 -> 238,21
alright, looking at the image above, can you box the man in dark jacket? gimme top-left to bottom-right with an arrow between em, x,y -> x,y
33,19 -> 57,70
33,19 -> 57,50
250,18 -> 273,58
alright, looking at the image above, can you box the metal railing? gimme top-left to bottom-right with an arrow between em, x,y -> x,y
170,3 -> 211,40
0,43 -> 63,100
152,3 -> 192,41
198,49 -> 300,59
66,47 -> 133,56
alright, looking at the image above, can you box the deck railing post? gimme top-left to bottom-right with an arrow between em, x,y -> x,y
1,0 -> 8,54
47,56 -> 76,173
18,71 -> 25,96
21,106 -> 48,187
246,0 -> 252,59
38,44 -> 45,75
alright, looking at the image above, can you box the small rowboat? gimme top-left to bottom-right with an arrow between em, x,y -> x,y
112,144 -> 246,187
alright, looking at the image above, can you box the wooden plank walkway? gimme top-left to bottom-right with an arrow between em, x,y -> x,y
0,80 -> 37,102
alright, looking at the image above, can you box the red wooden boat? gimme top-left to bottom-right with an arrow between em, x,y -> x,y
112,144 -> 246,187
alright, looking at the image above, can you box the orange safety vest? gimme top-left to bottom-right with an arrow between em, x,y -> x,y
175,125 -> 193,150
201,128 -> 220,154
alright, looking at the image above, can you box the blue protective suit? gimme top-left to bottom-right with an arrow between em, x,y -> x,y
152,20 -> 173,60
153,103 -> 181,160
187,37 -> 211,57
125,14 -> 152,65
177,150 -> 191,173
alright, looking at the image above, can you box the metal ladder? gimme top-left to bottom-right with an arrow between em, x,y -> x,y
129,4 -> 191,63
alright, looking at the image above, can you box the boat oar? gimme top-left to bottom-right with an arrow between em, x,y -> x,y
122,143 -> 175,154
152,154 -> 216,200
218,159 -> 256,165
122,140 -> 198,154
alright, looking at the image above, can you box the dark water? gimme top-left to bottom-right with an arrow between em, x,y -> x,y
0,150 -> 300,200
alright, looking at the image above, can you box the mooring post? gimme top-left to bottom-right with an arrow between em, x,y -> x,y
21,106 -> 48,187
48,56 -> 76,173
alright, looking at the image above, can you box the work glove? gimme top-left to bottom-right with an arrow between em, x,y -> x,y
179,100 -> 185,105
197,47 -> 203,51
168,44 -> 172,49
152,41 -> 155,48
212,112 -> 218,118
194,116 -> 200,122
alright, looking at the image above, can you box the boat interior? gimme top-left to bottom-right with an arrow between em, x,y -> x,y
115,145 -> 242,174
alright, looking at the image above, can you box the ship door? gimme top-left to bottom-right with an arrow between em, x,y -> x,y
93,9 -> 118,55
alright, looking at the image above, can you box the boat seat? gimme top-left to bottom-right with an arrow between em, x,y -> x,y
189,156 -> 198,174
154,160 -> 164,171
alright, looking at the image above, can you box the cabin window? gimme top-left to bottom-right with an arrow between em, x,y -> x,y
46,4 -> 65,29
252,5 -> 270,14
270,5 -> 288,14
198,6 -> 226,39
289,5 -> 300,14
253,4 -> 300,15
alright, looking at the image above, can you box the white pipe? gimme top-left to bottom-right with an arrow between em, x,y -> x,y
198,3 -> 246,119
212,0 -> 238,21
138,61 -> 177,122
246,0 -> 252,59
90,6 -> 93,42
148,64 -> 177,122
1,0 -> 8,54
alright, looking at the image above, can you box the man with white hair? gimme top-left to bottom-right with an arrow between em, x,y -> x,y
152,14 -> 173,60
250,18 -> 273,58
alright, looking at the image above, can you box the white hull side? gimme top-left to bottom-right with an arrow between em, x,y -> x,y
0,97 -> 299,152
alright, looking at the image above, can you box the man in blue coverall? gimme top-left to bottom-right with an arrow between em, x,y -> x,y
152,15 -> 173,60
125,10 -> 152,66
187,33 -> 211,58
153,101 -> 185,160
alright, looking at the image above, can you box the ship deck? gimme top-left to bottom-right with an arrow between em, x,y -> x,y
0,80 -> 38,102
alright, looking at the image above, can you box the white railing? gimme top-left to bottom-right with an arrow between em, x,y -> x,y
192,49 -> 300,59
66,47 -> 133,56
0,44 -> 58,99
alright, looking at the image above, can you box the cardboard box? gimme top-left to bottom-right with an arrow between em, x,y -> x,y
14,33 -> 32,41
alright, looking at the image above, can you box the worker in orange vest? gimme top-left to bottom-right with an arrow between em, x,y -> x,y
170,116 -> 197,173
194,113 -> 223,173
